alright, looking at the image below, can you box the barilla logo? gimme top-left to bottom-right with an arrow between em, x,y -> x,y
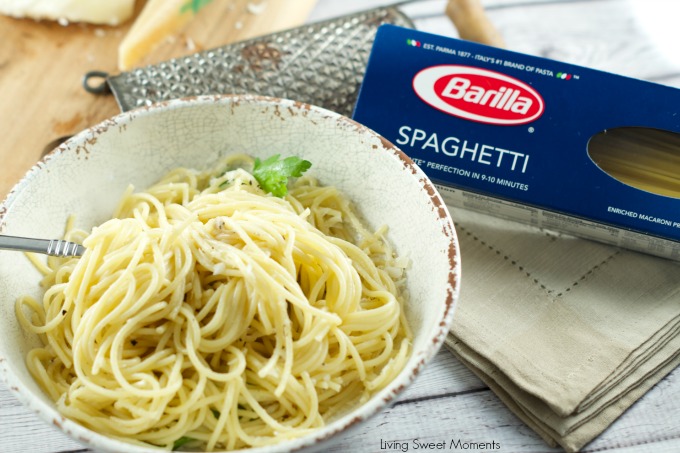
413,65 -> 544,125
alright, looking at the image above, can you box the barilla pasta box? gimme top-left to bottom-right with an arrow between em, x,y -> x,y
353,24 -> 680,260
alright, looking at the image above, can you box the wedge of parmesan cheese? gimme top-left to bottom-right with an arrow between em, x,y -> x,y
118,0 -> 199,70
0,0 -> 135,25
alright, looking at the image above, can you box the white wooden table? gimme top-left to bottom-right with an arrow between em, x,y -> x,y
3,0 -> 680,451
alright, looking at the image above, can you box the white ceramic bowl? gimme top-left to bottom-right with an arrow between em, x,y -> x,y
0,95 -> 460,452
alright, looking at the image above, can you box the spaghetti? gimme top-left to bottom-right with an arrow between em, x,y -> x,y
16,155 -> 412,451
588,127 -> 680,198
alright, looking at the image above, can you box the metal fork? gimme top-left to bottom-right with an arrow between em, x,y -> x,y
0,235 -> 84,257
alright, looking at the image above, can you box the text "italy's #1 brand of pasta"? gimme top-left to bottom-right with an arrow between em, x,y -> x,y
412,65 -> 544,125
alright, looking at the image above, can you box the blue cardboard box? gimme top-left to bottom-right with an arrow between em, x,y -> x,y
353,24 -> 680,260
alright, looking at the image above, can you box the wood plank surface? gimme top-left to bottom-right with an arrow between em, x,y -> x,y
0,0 -> 317,199
3,0 -> 680,452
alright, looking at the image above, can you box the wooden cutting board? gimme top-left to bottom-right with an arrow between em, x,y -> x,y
0,0 -> 317,199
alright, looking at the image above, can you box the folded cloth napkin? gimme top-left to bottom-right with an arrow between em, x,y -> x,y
444,207 -> 680,452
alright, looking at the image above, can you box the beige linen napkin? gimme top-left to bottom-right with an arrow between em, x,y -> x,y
444,207 -> 680,452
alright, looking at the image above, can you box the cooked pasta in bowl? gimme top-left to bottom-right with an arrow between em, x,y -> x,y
0,95 -> 460,452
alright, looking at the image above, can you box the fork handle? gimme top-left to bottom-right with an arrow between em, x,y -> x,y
0,235 -> 84,257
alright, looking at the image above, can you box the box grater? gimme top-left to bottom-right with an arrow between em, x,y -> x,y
84,6 -> 414,118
